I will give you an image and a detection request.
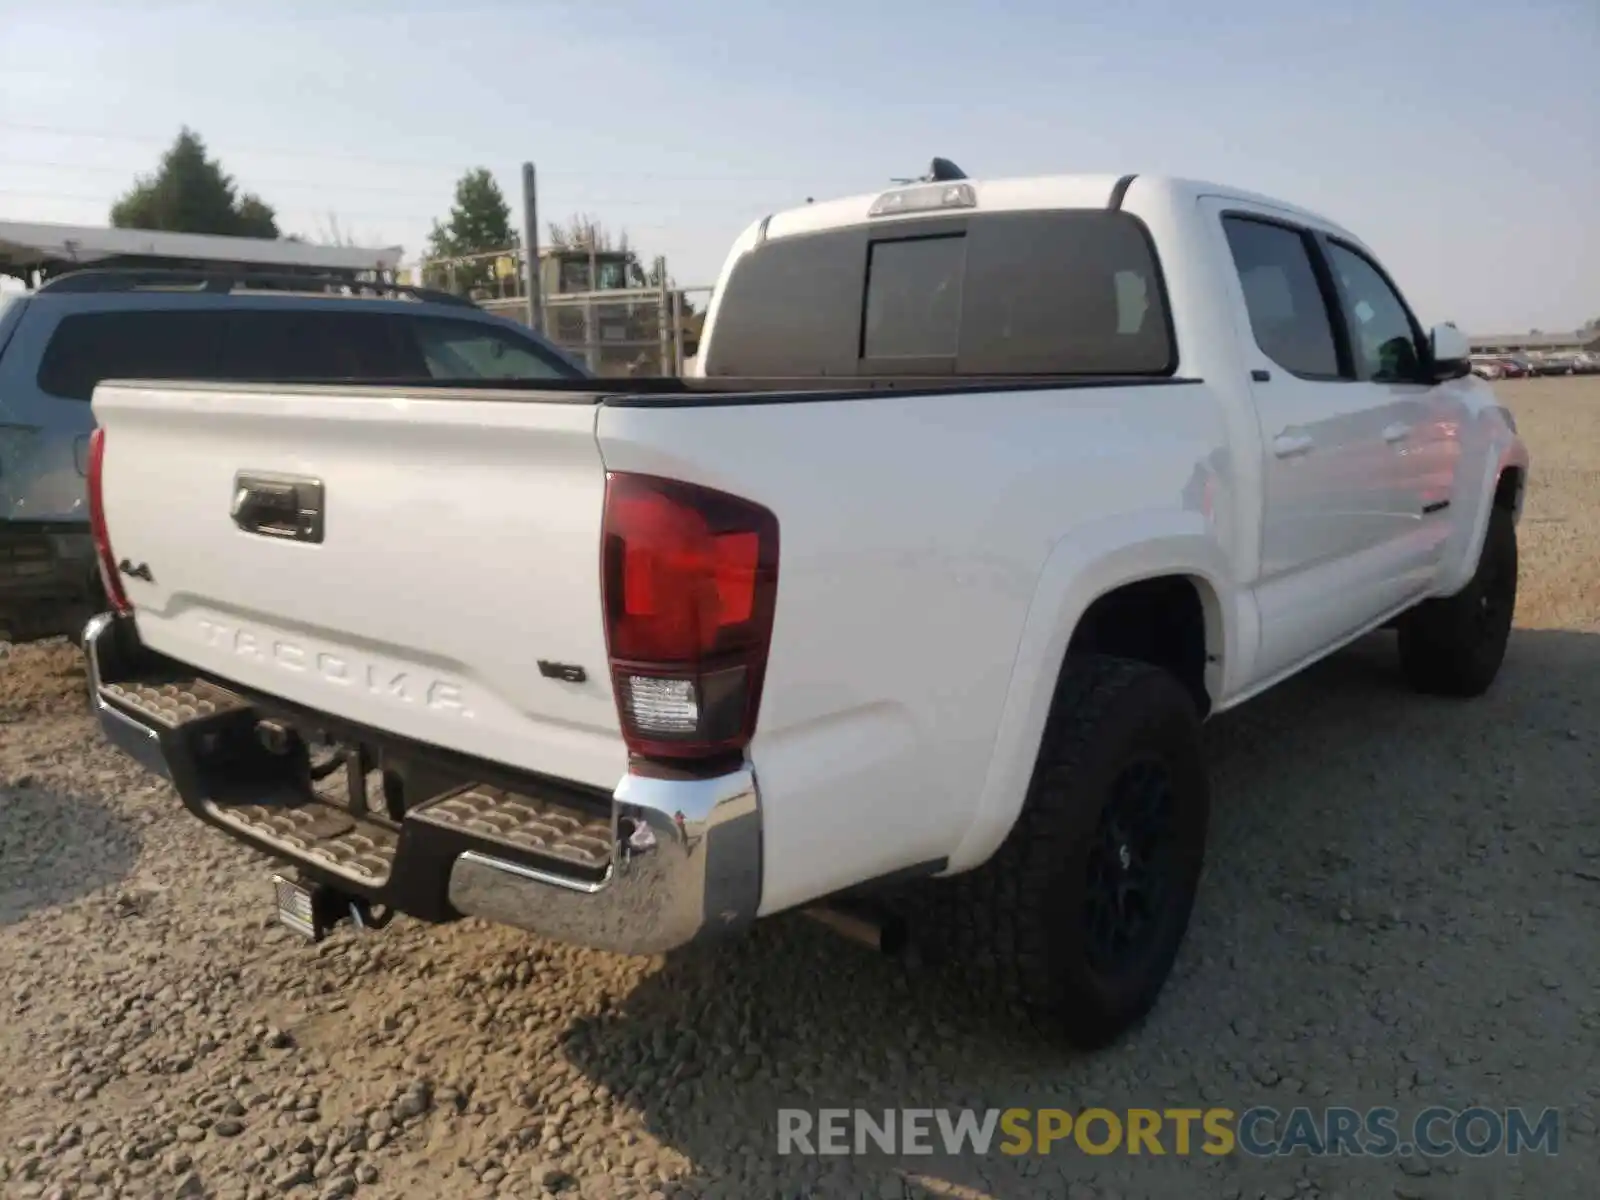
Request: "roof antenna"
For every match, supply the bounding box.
[890,157,970,186]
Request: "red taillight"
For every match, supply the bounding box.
[601,472,779,760]
[86,427,131,615]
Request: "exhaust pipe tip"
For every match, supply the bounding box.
[803,903,911,959]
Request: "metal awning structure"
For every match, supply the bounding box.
[0,219,403,279]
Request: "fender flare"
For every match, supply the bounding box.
[944,511,1238,873]
[1433,425,1529,599]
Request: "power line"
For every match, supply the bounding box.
[0,190,696,237]
[0,189,441,224]
[0,162,803,210]
[0,184,791,222]
[0,121,457,171]
[0,121,834,184]
[4,157,810,194]
[2,159,458,197]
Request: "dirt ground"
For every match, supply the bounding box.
[2,379,1596,1200]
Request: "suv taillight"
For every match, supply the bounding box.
[601,472,779,761]
[86,427,131,615]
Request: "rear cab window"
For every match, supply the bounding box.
[702,209,1175,378]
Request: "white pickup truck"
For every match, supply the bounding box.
[83,169,1528,1048]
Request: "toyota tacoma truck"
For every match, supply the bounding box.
[82,169,1528,1048]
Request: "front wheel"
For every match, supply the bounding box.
[925,656,1210,1049]
[1397,504,1517,697]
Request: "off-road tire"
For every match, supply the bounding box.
[1397,505,1517,697]
[924,655,1209,1050]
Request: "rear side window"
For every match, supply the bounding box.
[222,311,578,381]
[704,209,1174,377]
[37,310,228,400]
[1221,217,1340,379]
[35,307,579,400]
[406,315,576,380]
[218,309,424,380]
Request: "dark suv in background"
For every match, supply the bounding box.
[0,270,586,643]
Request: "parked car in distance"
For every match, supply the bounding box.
[1470,355,1505,380]
[0,270,588,643]
[83,170,1527,1049]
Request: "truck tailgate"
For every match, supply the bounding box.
[91,382,626,790]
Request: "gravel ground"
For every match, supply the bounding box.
[3,378,1597,1200]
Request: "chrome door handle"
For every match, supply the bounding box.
[1382,422,1412,444]
[1273,432,1315,458]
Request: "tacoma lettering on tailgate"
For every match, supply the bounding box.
[196,618,475,718]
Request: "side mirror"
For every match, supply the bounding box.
[1429,323,1473,381]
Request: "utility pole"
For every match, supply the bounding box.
[520,162,542,333]
[585,234,599,373]
[656,256,672,375]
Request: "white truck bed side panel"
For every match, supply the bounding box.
[597,384,1233,913]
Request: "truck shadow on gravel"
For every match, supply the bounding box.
[0,785,143,927]
[559,627,1599,1197]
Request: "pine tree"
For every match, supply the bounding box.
[110,128,280,238]
[424,169,516,293]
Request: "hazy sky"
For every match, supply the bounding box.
[2,0,1595,332]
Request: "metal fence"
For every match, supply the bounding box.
[485,287,671,376]
[414,246,711,377]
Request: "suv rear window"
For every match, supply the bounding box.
[703,209,1175,377]
[36,307,579,401]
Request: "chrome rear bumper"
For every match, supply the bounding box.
[84,613,173,780]
[83,612,764,956]
[446,769,762,954]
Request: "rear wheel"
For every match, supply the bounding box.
[1397,505,1517,697]
[926,656,1210,1049]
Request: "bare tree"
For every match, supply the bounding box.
[316,213,361,248]
[541,212,695,314]
[546,213,630,255]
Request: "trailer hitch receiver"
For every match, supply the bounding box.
[272,873,394,942]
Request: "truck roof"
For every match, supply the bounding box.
[758,173,1356,244]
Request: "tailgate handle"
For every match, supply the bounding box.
[231,473,325,544]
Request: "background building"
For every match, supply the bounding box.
[1470,329,1599,355]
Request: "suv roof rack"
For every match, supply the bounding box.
[36,268,479,310]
